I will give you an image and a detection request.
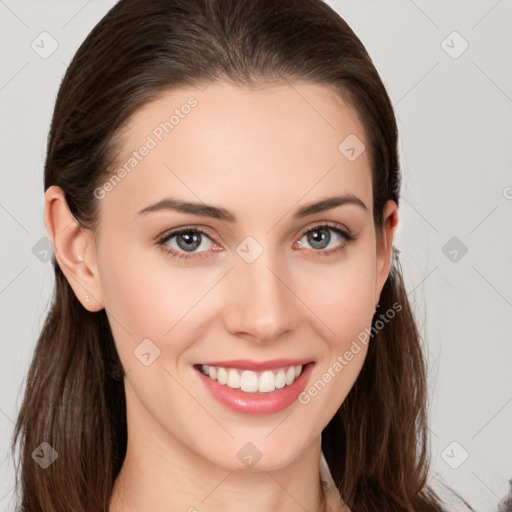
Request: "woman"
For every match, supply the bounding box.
[11,1,474,511]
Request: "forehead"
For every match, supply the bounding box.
[98,81,372,225]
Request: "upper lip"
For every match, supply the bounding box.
[196,358,314,371]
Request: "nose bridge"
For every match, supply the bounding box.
[224,240,296,342]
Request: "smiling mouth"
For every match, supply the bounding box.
[194,362,314,394]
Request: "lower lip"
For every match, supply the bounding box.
[195,363,315,416]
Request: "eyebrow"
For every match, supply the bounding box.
[136,194,368,222]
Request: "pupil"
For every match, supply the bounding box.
[178,231,201,251]
[308,228,330,249]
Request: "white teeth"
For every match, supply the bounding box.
[258,371,275,393]
[227,369,240,388]
[285,367,295,385]
[199,363,305,393]
[217,367,228,385]
[275,369,286,389]
[240,370,258,392]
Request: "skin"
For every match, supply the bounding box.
[44,81,398,512]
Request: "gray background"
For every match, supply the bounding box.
[1,1,511,511]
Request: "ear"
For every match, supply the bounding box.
[374,199,399,306]
[43,185,104,312]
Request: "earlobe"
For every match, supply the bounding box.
[43,185,104,312]
[374,200,399,304]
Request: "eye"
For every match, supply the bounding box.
[156,227,217,261]
[295,222,356,257]
[156,222,356,262]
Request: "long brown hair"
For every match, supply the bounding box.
[11,1,473,511]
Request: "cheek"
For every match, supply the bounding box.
[97,246,201,417]
[297,263,375,427]
[97,242,224,370]
[99,254,162,335]
[293,246,376,411]
[96,243,178,364]
[99,240,185,332]
[314,273,373,378]
[294,248,377,345]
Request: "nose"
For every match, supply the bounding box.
[222,248,297,344]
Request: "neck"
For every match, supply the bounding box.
[110,441,326,512]
[109,383,326,512]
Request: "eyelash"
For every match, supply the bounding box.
[155,222,357,262]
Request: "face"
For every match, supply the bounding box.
[73,81,396,471]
